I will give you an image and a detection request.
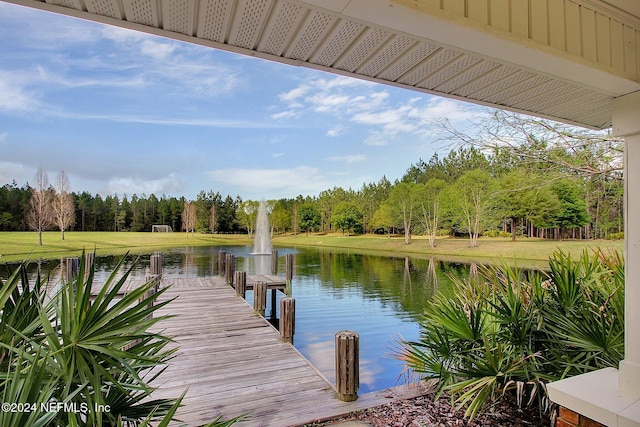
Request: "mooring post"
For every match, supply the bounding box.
[280,297,295,344]
[271,249,279,274]
[335,330,359,402]
[141,275,160,319]
[150,252,163,277]
[65,257,79,284]
[253,281,267,316]
[218,250,226,276]
[225,254,235,285]
[285,253,294,296]
[84,252,94,279]
[270,289,277,320]
[234,271,246,298]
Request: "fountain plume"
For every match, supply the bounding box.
[252,200,272,255]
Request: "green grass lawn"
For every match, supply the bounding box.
[274,233,624,266]
[0,231,251,263]
[0,231,623,265]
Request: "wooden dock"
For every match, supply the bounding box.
[245,274,286,291]
[147,276,426,427]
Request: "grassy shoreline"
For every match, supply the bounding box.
[0,231,623,265]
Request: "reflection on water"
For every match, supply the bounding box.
[1,245,474,392]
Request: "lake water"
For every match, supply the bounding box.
[2,245,473,393]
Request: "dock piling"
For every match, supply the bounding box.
[218,250,226,276]
[335,330,359,402]
[234,271,246,298]
[84,252,94,279]
[225,254,235,284]
[65,257,79,284]
[253,281,267,316]
[150,252,163,277]
[285,253,294,296]
[271,249,278,274]
[280,297,295,344]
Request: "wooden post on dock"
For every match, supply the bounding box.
[218,250,226,276]
[141,275,160,319]
[335,330,359,402]
[234,271,246,298]
[253,281,267,316]
[270,289,277,320]
[65,257,79,284]
[84,252,94,279]
[280,297,295,344]
[150,252,163,277]
[271,249,278,274]
[225,254,235,284]
[285,253,294,296]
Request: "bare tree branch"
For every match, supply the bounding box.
[52,170,75,240]
[27,167,53,246]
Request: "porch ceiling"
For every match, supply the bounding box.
[4,0,640,130]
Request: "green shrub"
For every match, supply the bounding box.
[397,249,624,419]
[483,230,512,238]
[605,232,624,240]
[436,229,452,236]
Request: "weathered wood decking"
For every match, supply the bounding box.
[146,276,426,427]
[245,274,287,291]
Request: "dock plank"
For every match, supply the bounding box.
[149,277,427,426]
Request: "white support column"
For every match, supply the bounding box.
[615,90,640,399]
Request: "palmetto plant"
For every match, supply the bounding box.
[397,249,624,419]
[543,250,624,377]
[0,252,242,427]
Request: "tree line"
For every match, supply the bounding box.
[0,112,623,244]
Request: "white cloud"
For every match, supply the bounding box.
[34,65,147,90]
[327,154,366,163]
[272,75,384,119]
[278,85,309,103]
[326,126,345,137]
[363,131,389,146]
[308,93,351,113]
[270,110,299,120]
[425,98,478,122]
[207,166,331,198]
[140,39,176,61]
[0,162,30,185]
[105,174,185,196]
[100,25,148,44]
[270,72,484,149]
[0,71,40,112]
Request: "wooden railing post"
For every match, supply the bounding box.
[335,330,359,402]
[285,253,294,296]
[253,281,267,316]
[84,252,94,279]
[218,250,226,276]
[65,257,79,284]
[141,275,160,319]
[234,271,246,298]
[270,288,277,319]
[271,249,279,274]
[280,297,295,344]
[225,254,235,284]
[150,252,163,277]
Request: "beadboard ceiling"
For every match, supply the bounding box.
[4,0,640,129]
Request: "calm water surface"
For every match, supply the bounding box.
[2,246,473,393]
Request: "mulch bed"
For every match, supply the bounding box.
[304,393,552,427]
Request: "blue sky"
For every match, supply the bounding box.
[0,2,488,201]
